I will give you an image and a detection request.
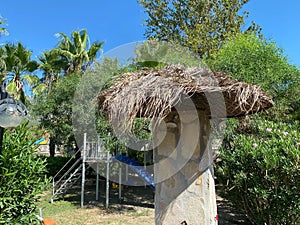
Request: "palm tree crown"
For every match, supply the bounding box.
[2,42,39,102]
[52,29,104,74]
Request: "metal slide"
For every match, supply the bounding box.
[113,155,155,190]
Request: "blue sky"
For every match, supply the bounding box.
[0,0,299,67]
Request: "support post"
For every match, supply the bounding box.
[96,163,99,201]
[81,133,87,208]
[144,146,147,188]
[119,162,122,200]
[125,147,129,182]
[154,111,217,225]
[106,151,110,208]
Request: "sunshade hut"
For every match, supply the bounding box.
[97,65,273,225]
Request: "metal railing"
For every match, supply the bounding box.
[85,140,107,161]
[51,148,82,202]
[50,136,109,203]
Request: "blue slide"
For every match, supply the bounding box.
[113,155,155,190]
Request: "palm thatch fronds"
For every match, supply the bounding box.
[97,65,274,131]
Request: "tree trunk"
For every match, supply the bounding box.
[75,141,81,159]
[49,137,55,157]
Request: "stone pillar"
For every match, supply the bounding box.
[154,110,218,225]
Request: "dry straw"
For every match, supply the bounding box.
[98,65,274,131]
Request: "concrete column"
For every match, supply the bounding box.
[154,111,217,225]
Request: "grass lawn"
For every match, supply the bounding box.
[37,187,155,225]
[36,179,250,225]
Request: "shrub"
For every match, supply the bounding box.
[207,34,300,121]
[216,117,300,225]
[0,123,49,224]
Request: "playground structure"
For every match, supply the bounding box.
[35,138,48,145]
[50,133,154,208]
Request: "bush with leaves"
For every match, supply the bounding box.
[0,123,48,224]
[216,117,300,225]
[208,33,300,121]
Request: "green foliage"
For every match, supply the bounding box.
[133,41,205,69]
[30,30,104,154]
[52,29,104,74]
[96,112,127,154]
[0,47,6,81]
[211,34,300,224]
[0,17,8,37]
[0,123,49,224]
[43,156,74,178]
[140,0,260,58]
[216,117,300,224]
[32,72,81,151]
[1,42,39,102]
[208,34,300,121]
[72,58,124,150]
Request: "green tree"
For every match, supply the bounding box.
[32,72,81,157]
[133,40,205,69]
[32,30,104,156]
[32,59,120,157]
[208,34,300,121]
[0,46,6,81]
[52,29,104,74]
[208,34,300,224]
[0,18,7,79]
[139,0,260,58]
[36,50,64,94]
[2,42,39,102]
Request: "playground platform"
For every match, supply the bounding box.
[50,133,154,208]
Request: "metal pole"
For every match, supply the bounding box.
[144,146,147,188]
[106,151,110,208]
[81,133,87,208]
[125,147,128,182]
[97,135,100,159]
[119,162,122,200]
[96,163,99,201]
[51,178,55,203]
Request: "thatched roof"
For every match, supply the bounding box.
[97,65,273,130]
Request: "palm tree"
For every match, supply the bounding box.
[37,50,65,94]
[0,17,8,37]
[52,29,104,74]
[0,46,6,81]
[3,42,39,102]
[0,18,7,81]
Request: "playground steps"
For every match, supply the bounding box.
[51,156,85,203]
[50,140,109,203]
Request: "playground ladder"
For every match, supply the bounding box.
[50,148,85,203]
[50,138,106,203]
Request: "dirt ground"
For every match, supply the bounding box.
[52,178,251,225]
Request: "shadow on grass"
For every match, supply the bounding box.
[50,176,251,225]
[54,177,154,211]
